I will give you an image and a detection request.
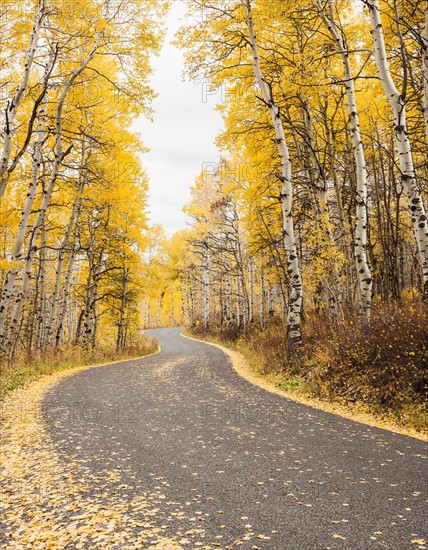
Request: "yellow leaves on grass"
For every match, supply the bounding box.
[0,370,186,549]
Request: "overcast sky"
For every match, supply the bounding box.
[132,1,223,235]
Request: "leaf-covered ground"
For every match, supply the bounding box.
[0,367,187,549]
[1,331,427,549]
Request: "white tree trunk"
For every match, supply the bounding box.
[46,188,82,345]
[235,270,241,328]
[54,198,82,347]
[35,214,47,349]
[82,262,96,349]
[144,299,149,329]
[300,99,344,318]
[244,0,303,345]
[170,284,176,326]
[202,239,210,329]
[0,0,45,198]
[318,0,372,319]
[179,277,186,321]
[0,94,48,338]
[365,0,428,301]
[259,264,265,329]
[268,284,275,317]
[46,147,87,345]
[423,2,428,147]
[3,48,98,352]
[185,272,191,322]
[226,273,232,325]
[116,268,128,351]
[249,258,254,323]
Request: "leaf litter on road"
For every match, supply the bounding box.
[0,369,189,549]
[0,366,273,549]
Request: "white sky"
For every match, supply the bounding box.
[132,1,224,235]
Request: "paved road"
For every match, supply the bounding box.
[43,328,427,549]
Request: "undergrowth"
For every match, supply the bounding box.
[190,301,428,433]
[0,336,158,400]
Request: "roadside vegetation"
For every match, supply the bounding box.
[1,1,427,434]
[0,335,158,400]
[190,301,428,434]
[141,1,428,435]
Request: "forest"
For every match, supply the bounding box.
[146,0,428,428]
[0,0,165,366]
[1,3,427,548]
[0,0,427,428]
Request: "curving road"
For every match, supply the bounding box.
[43,328,427,549]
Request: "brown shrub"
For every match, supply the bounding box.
[315,303,428,407]
[193,301,428,419]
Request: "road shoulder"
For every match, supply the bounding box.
[181,332,427,442]
[0,345,188,549]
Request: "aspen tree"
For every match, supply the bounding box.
[317,0,372,318]
[424,2,428,147]
[116,267,129,351]
[46,146,88,346]
[243,0,303,344]
[54,190,83,347]
[290,98,344,318]
[0,0,46,198]
[0,94,48,338]
[259,263,265,329]
[34,213,47,349]
[364,0,428,302]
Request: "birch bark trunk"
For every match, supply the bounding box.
[170,284,176,326]
[185,272,191,322]
[35,213,47,349]
[259,264,265,329]
[423,2,428,148]
[46,147,87,345]
[365,0,428,302]
[226,273,232,326]
[243,0,303,345]
[322,101,354,307]
[0,0,46,198]
[54,198,82,347]
[82,265,95,350]
[249,258,254,323]
[0,94,48,339]
[202,239,210,329]
[268,284,274,317]
[2,47,98,352]
[180,277,186,321]
[317,0,372,319]
[235,271,241,328]
[116,268,128,352]
[300,99,343,317]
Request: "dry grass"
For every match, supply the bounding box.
[0,353,191,549]
[0,337,158,400]
[183,332,427,441]
[189,300,428,435]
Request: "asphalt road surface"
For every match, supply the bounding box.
[43,328,427,549]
